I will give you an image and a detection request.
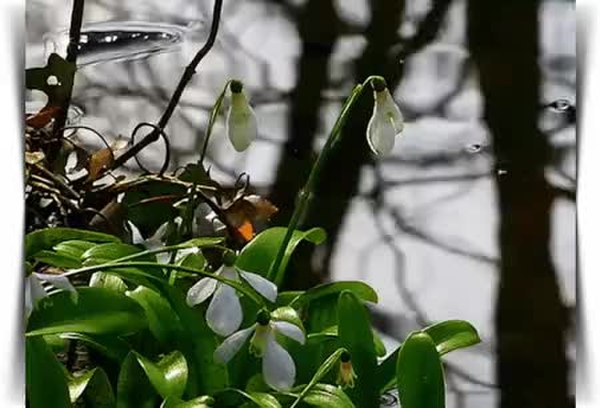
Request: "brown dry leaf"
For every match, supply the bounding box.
[25,105,62,129]
[223,194,278,242]
[87,147,114,182]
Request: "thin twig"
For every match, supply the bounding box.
[106,0,224,173]
[52,0,85,136]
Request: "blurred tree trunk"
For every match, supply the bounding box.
[467,1,571,407]
[269,0,341,225]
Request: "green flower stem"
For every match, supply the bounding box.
[200,80,233,165]
[115,242,228,264]
[63,261,265,307]
[268,75,385,285]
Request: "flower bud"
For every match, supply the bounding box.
[226,80,257,152]
[366,79,404,156]
[337,351,357,388]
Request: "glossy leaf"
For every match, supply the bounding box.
[33,250,82,268]
[26,227,118,259]
[376,320,480,392]
[90,272,129,293]
[236,227,326,277]
[68,367,115,407]
[161,395,215,407]
[82,242,148,264]
[302,384,355,408]
[271,306,304,331]
[27,287,147,337]
[290,281,378,308]
[127,286,183,344]
[423,320,481,356]
[337,291,379,408]
[54,240,96,259]
[396,332,445,408]
[215,389,281,408]
[26,336,72,408]
[59,332,130,361]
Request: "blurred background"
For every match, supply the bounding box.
[26,0,576,407]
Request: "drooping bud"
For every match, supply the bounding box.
[337,351,358,388]
[366,78,404,156]
[226,80,258,152]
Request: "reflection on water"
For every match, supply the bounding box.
[43,20,198,66]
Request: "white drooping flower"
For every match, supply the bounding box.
[226,81,257,152]
[25,272,77,319]
[366,81,404,156]
[186,264,277,336]
[214,308,305,391]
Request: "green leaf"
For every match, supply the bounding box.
[26,227,118,259]
[82,243,147,263]
[290,281,378,308]
[177,252,207,270]
[27,287,147,337]
[127,286,183,345]
[179,237,224,249]
[305,325,384,356]
[376,320,480,392]
[33,250,82,268]
[68,367,115,407]
[337,291,379,408]
[54,240,97,259]
[373,331,387,357]
[161,395,214,407]
[117,351,188,407]
[138,351,189,399]
[26,336,72,408]
[90,272,129,293]
[423,320,481,356]
[302,384,355,408]
[271,306,304,331]
[236,227,326,278]
[396,332,445,408]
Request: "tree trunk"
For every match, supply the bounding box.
[467,1,571,407]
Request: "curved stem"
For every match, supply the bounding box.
[268,76,384,285]
[200,80,233,164]
[64,261,266,307]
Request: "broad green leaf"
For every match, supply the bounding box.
[396,332,445,408]
[26,227,118,259]
[271,306,304,331]
[236,227,326,278]
[90,272,129,293]
[305,325,385,356]
[373,331,387,357]
[59,332,130,361]
[290,281,378,307]
[337,291,379,408]
[179,237,224,249]
[177,252,207,270]
[27,287,147,337]
[68,367,115,407]
[26,336,72,408]
[117,353,157,408]
[136,351,188,399]
[54,240,97,259]
[302,383,355,408]
[423,320,481,356]
[376,320,480,392]
[276,291,304,306]
[33,250,82,268]
[82,243,147,264]
[127,286,183,344]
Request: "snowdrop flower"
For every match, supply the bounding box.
[25,272,77,319]
[336,351,357,388]
[366,78,404,156]
[186,254,277,336]
[214,308,305,391]
[226,80,257,152]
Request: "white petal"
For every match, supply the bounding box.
[379,88,404,134]
[366,111,396,156]
[35,273,77,300]
[214,325,256,364]
[262,334,296,391]
[186,277,217,306]
[206,283,243,336]
[239,271,277,302]
[226,92,257,152]
[272,321,305,345]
